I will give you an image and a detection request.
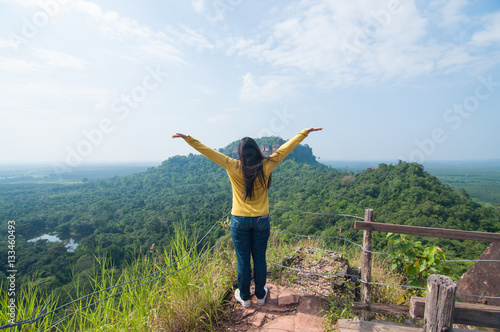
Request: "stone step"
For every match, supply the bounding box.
[228,282,327,331]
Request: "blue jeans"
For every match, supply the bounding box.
[231,214,270,301]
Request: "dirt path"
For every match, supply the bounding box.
[218,281,328,331]
[215,247,355,331]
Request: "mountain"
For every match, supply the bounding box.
[220,136,318,164]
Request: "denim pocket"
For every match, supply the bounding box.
[256,216,270,231]
[231,215,242,229]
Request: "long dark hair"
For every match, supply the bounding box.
[238,137,272,201]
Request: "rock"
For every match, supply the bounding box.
[456,241,500,306]
[248,312,268,327]
[219,248,358,331]
[278,288,300,306]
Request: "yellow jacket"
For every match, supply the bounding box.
[183,129,310,216]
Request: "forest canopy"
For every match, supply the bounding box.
[1,137,499,299]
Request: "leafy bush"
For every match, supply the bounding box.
[387,233,450,299]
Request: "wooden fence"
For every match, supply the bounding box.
[354,209,500,330]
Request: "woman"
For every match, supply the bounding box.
[172,127,322,307]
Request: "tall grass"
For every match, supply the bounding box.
[2,227,234,331]
[0,278,58,331]
[3,228,410,331]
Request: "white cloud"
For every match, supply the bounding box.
[435,46,475,72]
[0,57,48,73]
[190,0,243,23]
[74,1,154,40]
[0,48,86,74]
[132,40,185,64]
[227,0,499,88]
[191,0,205,14]
[439,0,469,28]
[196,85,216,95]
[239,72,295,102]
[229,1,429,87]
[166,26,215,52]
[471,12,500,46]
[32,47,88,70]
[72,1,185,63]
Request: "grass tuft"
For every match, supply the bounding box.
[2,227,234,331]
[4,228,414,331]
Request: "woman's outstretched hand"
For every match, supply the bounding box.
[306,127,323,133]
[172,133,190,139]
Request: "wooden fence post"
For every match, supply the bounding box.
[423,274,457,332]
[360,208,374,320]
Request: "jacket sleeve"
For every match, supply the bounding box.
[183,136,238,169]
[267,129,310,170]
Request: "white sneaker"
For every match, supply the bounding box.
[235,289,251,308]
[257,285,268,306]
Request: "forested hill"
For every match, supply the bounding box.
[220,136,317,164]
[0,137,499,297]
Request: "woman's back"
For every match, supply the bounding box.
[174,128,320,216]
[172,127,322,308]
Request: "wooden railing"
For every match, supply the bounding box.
[354,209,500,330]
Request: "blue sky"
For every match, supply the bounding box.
[1,0,499,169]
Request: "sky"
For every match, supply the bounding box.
[1,0,499,171]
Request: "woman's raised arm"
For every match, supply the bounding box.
[172,133,190,139]
[305,127,323,133]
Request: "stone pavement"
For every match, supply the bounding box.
[223,282,328,331]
